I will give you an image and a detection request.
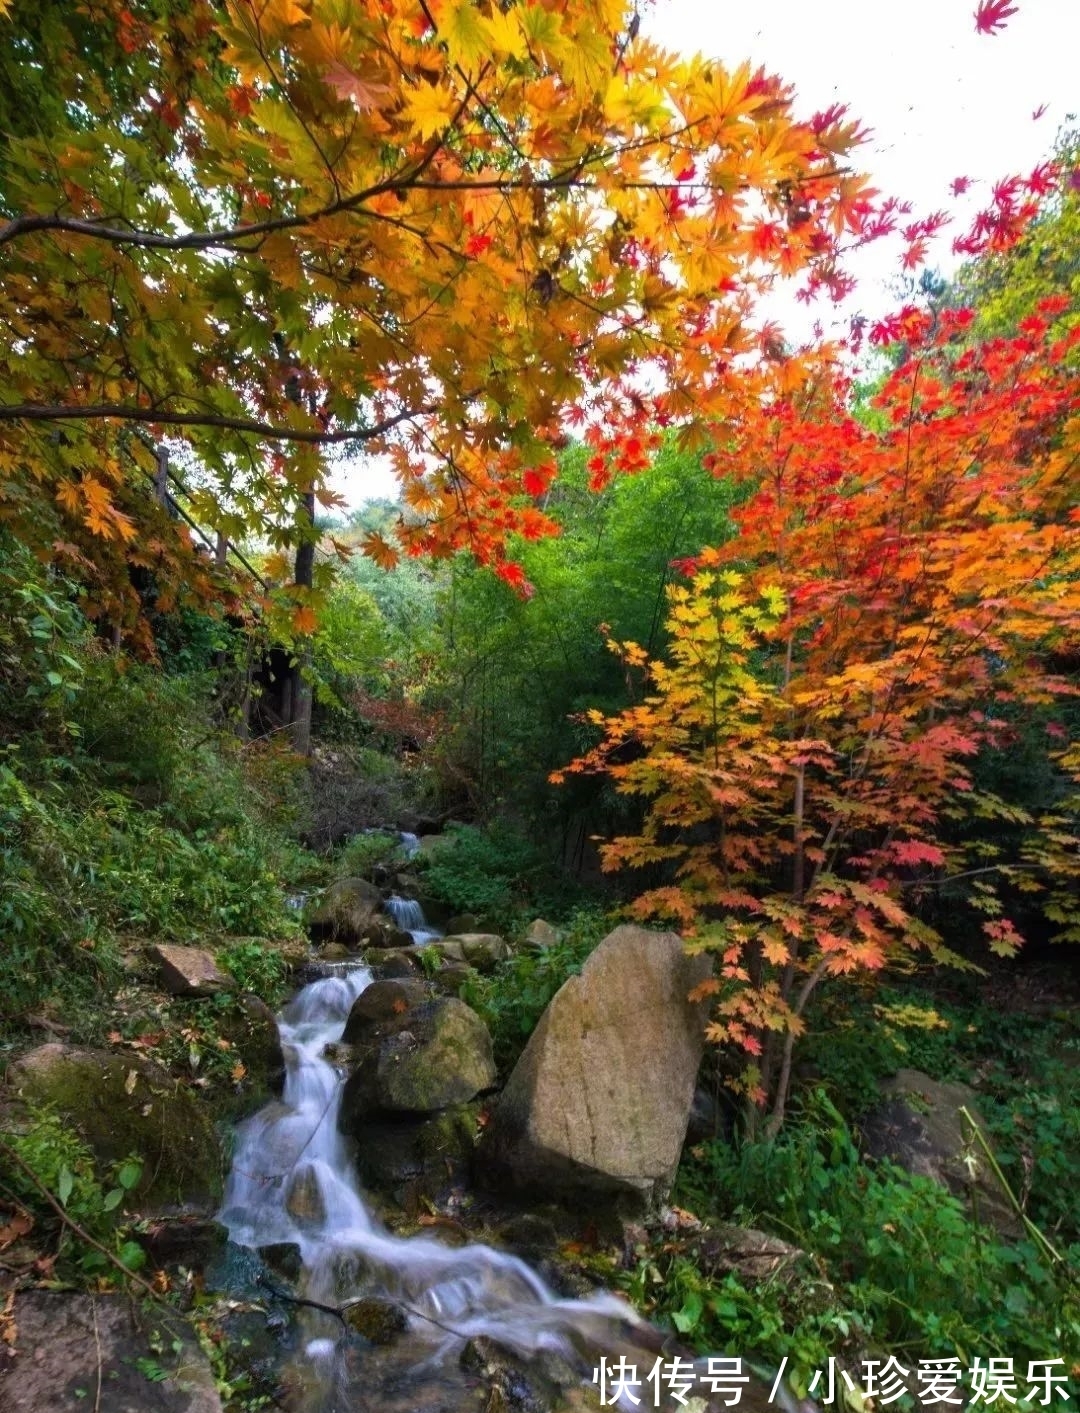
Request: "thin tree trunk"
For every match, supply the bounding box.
[291,488,316,756]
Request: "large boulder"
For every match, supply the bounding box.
[482,925,711,1205]
[860,1067,1021,1236]
[339,997,496,1127]
[523,918,559,950]
[147,943,233,998]
[309,877,383,945]
[0,1291,222,1412]
[5,1044,222,1210]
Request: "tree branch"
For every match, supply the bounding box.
[0,402,429,444]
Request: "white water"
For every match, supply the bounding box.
[385,893,442,945]
[218,963,648,1403]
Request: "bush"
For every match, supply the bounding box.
[1,1108,146,1280]
[217,940,289,1006]
[334,829,405,880]
[669,1091,1080,1383]
[413,822,549,919]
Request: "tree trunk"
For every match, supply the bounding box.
[290,488,316,756]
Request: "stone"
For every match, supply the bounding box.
[351,1104,479,1201]
[147,943,234,998]
[343,1297,408,1344]
[226,994,285,1109]
[453,933,511,971]
[482,925,711,1205]
[860,1067,1021,1236]
[309,877,383,944]
[7,1044,222,1210]
[342,978,433,1043]
[688,1222,809,1285]
[432,961,476,997]
[136,1216,228,1274]
[284,1164,326,1228]
[257,1240,304,1283]
[444,913,480,935]
[339,998,496,1125]
[363,947,421,977]
[523,919,559,950]
[0,1291,222,1412]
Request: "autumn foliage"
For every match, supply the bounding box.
[556,301,1080,1128]
[0,0,876,644]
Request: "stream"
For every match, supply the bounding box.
[217,914,660,1411]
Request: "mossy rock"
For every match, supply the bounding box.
[340,998,495,1124]
[6,1044,223,1211]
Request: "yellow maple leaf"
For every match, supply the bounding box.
[402,82,458,142]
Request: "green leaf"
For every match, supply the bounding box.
[57,1164,74,1206]
[116,1160,142,1191]
[102,1187,124,1211]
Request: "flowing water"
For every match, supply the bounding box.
[385,893,442,945]
[218,961,656,1411]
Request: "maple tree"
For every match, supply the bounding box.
[0,0,876,667]
[555,298,1080,1132]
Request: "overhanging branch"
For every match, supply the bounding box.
[0,402,428,444]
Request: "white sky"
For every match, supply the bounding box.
[338,0,1079,506]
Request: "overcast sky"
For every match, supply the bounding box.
[649,0,1079,328]
[339,0,1078,506]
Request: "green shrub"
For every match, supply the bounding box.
[217,940,289,1005]
[413,822,549,919]
[335,829,404,880]
[671,1091,1080,1382]
[2,1108,146,1280]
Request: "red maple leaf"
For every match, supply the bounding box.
[973,0,1018,34]
[950,176,972,197]
[1032,102,1048,120]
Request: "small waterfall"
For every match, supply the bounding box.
[385,893,442,945]
[398,831,421,859]
[217,965,659,1412]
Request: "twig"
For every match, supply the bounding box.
[957,1107,1066,1267]
[0,1138,168,1306]
[257,1275,477,1343]
[91,1297,103,1413]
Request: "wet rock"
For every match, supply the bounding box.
[495,1213,561,1263]
[343,1296,408,1345]
[137,1215,228,1274]
[0,1291,222,1412]
[342,978,433,1043]
[340,998,496,1122]
[257,1240,303,1282]
[352,1104,479,1200]
[284,1164,326,1228]
[366,917,416,949]
[482,925,711,1206]
[147,943,234,998]
[309,877,383,945]
[460,1334,580,1413]
[860,1067,1021,1236]
[320,941,353,961]
[6,1043,222,1210]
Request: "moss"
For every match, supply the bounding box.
[9,1045,223,1210]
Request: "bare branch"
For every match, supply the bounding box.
[0,402,429,444]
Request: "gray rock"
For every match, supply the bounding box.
[363,947,421,977]
[860,1067,1021,1236]
[482,925,711,1205]
[339,998,496,1125]
[0,1291,222,1412]
[309,877,383,944]
[523,919,559,950]
[7,1043,222,1210]
[147,943,234,998]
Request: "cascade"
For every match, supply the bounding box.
[385,893,442,944]
[218,964,665,1411]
